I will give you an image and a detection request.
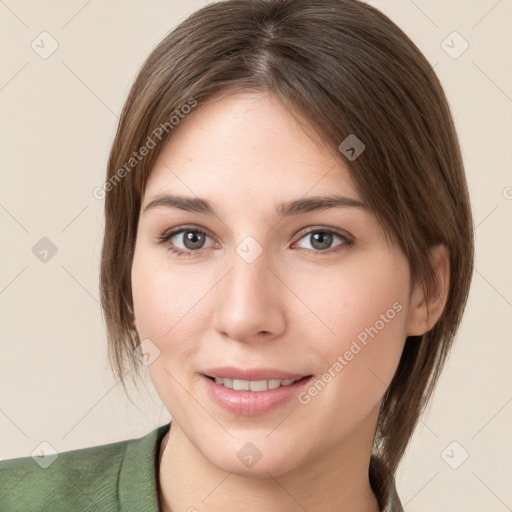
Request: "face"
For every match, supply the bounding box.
[131,90,420,476]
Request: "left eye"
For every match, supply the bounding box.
[293,229,352,254]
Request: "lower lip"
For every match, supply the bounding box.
[202,375,312,416]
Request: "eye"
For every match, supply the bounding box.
[156,226,354,257]
[156,226,217,257]
[293,228,354,255]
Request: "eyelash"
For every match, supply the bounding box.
[155,225,355,258]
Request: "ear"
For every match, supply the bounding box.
[406,244,450,336]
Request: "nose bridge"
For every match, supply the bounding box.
[212,244,286,341]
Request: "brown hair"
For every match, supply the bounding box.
[99,0,474,499]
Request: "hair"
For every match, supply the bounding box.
[99,0,474,504]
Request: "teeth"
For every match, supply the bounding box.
[213,376,302,391]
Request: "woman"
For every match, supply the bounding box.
[0,1,474,511]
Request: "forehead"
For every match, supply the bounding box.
[143,91,360,209]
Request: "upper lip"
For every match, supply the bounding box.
[202,366,311,381]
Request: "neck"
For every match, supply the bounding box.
[158,409,381,512]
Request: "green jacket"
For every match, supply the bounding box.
[0,423,169,512]
[0,421,403,511]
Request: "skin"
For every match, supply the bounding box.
[131,90,449,512]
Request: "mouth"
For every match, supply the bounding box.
[200,367,313,416]
[204,375,311,392]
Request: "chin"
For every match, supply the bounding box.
[204,436,303,478]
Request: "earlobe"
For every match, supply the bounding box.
[406,244,450,336]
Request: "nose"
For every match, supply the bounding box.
[212,248,287,343]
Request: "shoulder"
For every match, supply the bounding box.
[0,436,129,511]
[0,422,171,512]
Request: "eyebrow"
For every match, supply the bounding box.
[142,193,366,217]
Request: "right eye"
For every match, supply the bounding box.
[156,226,217,257]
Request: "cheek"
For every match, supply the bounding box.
[293,254,410,425]
[303,247,410,350]
[131,250,211,361]
[131,255,213,417]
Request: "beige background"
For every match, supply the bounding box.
[1,0,511,510]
